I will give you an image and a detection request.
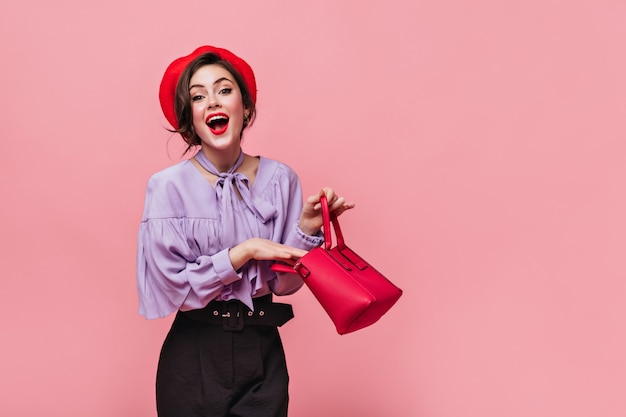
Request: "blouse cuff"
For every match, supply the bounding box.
[295,224,324,247]
[212,248,241,285]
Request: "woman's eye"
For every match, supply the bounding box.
[219,88,232,95]
[191,95,204,102]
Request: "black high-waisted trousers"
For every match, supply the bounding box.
[156,310,290,417]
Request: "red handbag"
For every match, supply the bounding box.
[272,195,402,334]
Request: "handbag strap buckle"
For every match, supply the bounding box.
[294,262,310,278]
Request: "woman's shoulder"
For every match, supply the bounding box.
[249,156,301,202]
[148,159,194,185]
[258,155,298,180]
[142,160,200,217]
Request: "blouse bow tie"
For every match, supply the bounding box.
[194,150,277,310]
[195,151,276,224]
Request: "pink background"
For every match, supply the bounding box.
[1,0,625,416]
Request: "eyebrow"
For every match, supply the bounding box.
[189,77,234,91]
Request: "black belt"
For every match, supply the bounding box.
[180,294,294,331]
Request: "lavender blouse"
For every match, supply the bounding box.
[136,156,323,319]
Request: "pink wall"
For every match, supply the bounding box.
[1,0,625,416]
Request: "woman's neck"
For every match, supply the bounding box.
[199,146,243,173]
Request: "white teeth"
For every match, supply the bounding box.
[208,115,228,123]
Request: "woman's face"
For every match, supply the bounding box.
[189,64,249,152]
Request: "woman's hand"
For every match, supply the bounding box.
[298,187,356,236]
[228,238,308,271]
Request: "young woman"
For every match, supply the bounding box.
[137,45,354,417]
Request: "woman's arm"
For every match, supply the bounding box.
[137,218,242,319]
[228,238,307,270]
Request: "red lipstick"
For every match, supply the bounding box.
[205,112,229,136]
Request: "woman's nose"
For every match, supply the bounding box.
[207,95,220,109]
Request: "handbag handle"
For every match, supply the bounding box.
[270,194,346,275]
[320,194,346,250]
[320,194,369,270]
[271,194,368,274]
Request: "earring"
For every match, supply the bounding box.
[243,113,250,123]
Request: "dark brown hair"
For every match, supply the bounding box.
[173,53,256,153]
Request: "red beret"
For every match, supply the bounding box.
[158,45,257,129]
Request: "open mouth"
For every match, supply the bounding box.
[206,113,229,135]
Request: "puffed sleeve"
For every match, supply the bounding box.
[136,174,241,319]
